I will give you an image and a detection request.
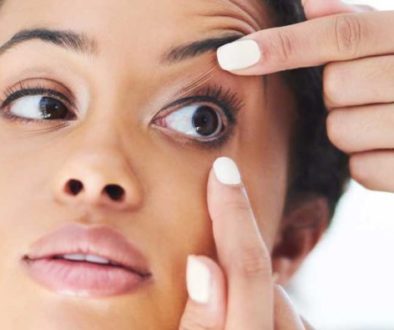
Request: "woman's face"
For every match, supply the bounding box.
[0,0,295,328]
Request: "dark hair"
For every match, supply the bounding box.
[264,0,350,218]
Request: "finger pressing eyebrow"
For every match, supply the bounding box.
[218,11,394,75]
[160,33,244,65]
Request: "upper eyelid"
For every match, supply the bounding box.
[0,80,244,125]
[0,81,239,149]
[1,79,76,108]
[2,88,73,107]
[159,95,234,121]
[161,85,244,121]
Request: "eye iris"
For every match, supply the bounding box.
[192,105,220,137]
[39,97,68,119]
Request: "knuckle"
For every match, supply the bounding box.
[334,15,364,56]
[235,244,271,278]
[225,198,251,214]
[211,198,250,221]
[272,29,295,63]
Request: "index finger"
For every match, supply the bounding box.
[208,157,274,329]
[217,10,393,75]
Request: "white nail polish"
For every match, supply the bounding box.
[186,256,211,304]
[213,157,241,185]
[217,39,261,71]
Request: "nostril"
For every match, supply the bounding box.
[66,179,84,195]
[103,184,125,202]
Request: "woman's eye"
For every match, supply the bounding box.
[157,103,225,140]
[4,94,75,121]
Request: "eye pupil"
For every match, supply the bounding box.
[192,105,220,136]
[39,97,68,119]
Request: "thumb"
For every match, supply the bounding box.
[303,0,375,19]
[178,255,226,330]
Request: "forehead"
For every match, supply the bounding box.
[0,0,268,42]
[0,0,269,89]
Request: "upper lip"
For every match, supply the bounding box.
[22,223,151,277]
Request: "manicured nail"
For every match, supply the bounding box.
[186,256,211,304]
[217,39,261,71]
[213,157,241,185]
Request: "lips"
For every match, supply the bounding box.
[21,223,152,297]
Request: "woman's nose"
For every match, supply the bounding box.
[52,152,144,212]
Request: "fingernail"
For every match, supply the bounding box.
[213,157,241,185]
[186,255,211,304]
[217,38,261,71]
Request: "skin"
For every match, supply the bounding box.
[0,0,334,329]
[184,0,394,327]
[220,0,394,193]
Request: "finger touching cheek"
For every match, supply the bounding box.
[208,157,274,329]
[350,151,394,192]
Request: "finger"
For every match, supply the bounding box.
[303,0,356,19]
[216,11,392,75]
[327,104,394,153]
[274,285,305,330]
[179,255,226,330]
[208,157,274,329]
[349,151,394,192]
[303,0,374,20]
[323,56,394,108]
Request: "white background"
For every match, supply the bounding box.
[287,1,394,330]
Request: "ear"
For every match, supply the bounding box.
[271,196,330,285]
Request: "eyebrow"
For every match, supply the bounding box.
[0,28,243,65]
[160,33,244,65]
[0,28,97,56]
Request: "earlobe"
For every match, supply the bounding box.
[271,197,330,285]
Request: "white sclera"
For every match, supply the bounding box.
[9,95,45,119]
[165,104,222,137]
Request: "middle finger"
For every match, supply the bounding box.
[324,55,394,108]
[327,103,394,153]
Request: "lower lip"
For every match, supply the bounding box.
[22,258,151,298]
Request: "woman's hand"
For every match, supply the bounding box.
[178,157,311,330]
[217,0,394,193]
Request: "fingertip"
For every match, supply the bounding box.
[208,156,246,222]
[212,156,242,186]
[216,38,262,74]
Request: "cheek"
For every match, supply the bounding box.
[236,75,294,250]
[0,135,217,327]
[143,149,217,271]
[127,152,217,327]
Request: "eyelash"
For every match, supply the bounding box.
[0,82,244,150]
[155,84,244,149]
[0,81,76,124]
